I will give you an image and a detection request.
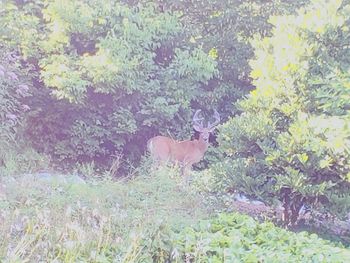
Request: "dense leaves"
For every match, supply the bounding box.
[161,213,350,262]
[0,0,311,168]
[1,0,222,166]
[218,0,350,224]
[0,49,31,151]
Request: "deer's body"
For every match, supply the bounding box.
[147,110,220,176]
[147,135,208,168]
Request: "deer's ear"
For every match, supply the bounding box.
[193,124,203,132]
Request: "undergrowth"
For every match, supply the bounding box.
[0,167,349,262]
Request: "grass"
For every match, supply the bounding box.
[1,164,349,262]
[0,167,208,262]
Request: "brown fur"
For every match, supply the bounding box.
[148,110,220,176]
[147,134,208,175]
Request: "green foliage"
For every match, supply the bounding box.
[1,171,349,262]
[160,0,310,111]
[218,0,350,224]
[0,147,49,177]
[0,48,49,175]
[164,213,350,262]
[0,0,311,168]
[1,0,222,167]
[0,168,207,262]
[0,50,30,147]
[0,1,43,60]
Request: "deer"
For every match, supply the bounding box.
[147,109,220,176]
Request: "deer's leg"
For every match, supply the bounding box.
[180,164,193,186]
[180,164,185,176]
[180,162,190,176]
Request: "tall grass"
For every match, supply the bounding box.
[0,144,50,177]
[1,163,349,262]
[0,167,208,262]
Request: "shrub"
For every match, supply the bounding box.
[0,49,48,175]
[0,50,30,148]
[163,213,350,262]
[1,0,221,167]
[218,0,350,224]
[0,0,310,169]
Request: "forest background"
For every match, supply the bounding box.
[1,0,350,261]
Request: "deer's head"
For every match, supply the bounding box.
[192,109,220,143]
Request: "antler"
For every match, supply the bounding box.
[207,110,220,129]
[193,109,204,129]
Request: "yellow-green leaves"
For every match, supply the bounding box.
[171,48,219,82]
[297,153,309,165]
[208,47,218,60]
[218,0,350,224]
[40,55,90,102]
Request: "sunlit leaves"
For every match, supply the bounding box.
[208,47,218,59]
[218,0,350,223]
[170,48,218,83]
[166,212,350,262]
[40,55,90,102]
[43,0,99,34]
[0,1,42,59]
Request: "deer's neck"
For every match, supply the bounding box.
[196,136,209,152]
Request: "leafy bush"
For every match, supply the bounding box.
[0,50,30,148]
[0,49,49,175]
[0,0,311,169]
[1,0,221,167]
[218,0,350,224]
[164,213,350,262]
